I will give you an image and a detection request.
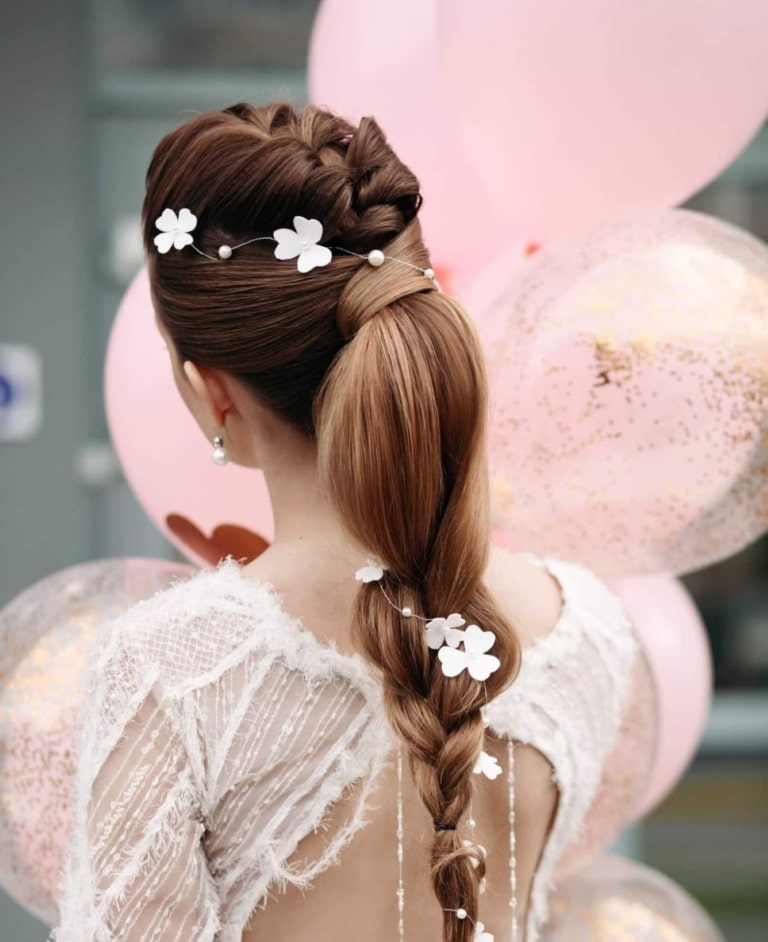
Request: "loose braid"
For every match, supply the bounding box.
[143,102,522,941]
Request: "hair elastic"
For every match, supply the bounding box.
[434,821,457,832]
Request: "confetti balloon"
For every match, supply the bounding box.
[0,557,196,925]
[544,854,724,941]
[476,209,768,576]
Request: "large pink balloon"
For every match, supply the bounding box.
[0,558,196,925]
[308,0,514,279]
[105,268,274,567]
[440,0,768,242]
[609,575,713,820]
[473,209,768,577]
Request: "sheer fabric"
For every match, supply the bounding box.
[52,557,636,942]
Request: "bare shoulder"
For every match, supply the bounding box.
[484,545,565,649]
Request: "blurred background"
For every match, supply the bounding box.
[1,1,766,939]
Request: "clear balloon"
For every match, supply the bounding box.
[0,558,196,925]
[610,575,713,820]
[105,268,274,567]
[440,0,768,243]
[308,0,515,280]
[474,209,768,576]
[545,854,724,941]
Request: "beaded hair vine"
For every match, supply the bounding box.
[153,209,439,284]
[355,558,517,942]
[355,557,502,686]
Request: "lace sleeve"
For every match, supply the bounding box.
[52,621,221,942]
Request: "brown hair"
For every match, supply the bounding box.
[142,102,521,940]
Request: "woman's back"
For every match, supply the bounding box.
[238,544,564,942]
[54,547,636,942]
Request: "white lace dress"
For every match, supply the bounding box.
[52,557,637,942]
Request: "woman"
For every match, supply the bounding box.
[53,103,637,942]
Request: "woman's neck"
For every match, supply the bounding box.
[252,447,361,572]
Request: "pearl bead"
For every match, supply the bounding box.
[212,435,229,466]
[218,245,233,259]
[456,909,467,920]
[423,267,435,279]
[467,818,476,828]
[367,249,385,267]
[401,607,413,618]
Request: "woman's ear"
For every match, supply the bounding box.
[182,361,234,429]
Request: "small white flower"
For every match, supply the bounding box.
[473,750,502,780]
[355,557,386,583]
[425,613,466,650]
[273,216,333,273]
[437,624,501,682]
[462,839,487,868]
[154,208,197,253]
[475,922,494,942]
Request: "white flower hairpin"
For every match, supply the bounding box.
[425,614,466,650]
[355,558,386,583]
[438,625,501,682]
[473,750,502,780]
[153,208,438,283]
[154,208,197,253]
[274,216,333,273]
[452,910,495,942]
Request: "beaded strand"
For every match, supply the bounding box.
[508,740,519,941]
[396,747,405,942]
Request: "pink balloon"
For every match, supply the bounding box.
[105,268,274,567]
[472,209,768,577]
[608,575,713,820]
[440,0,768,242]
[308,0,515,279]
[451,238,540,311]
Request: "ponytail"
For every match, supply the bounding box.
[315,224,521,940]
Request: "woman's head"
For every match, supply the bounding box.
[143,102,520,941]
[143,102,426,437]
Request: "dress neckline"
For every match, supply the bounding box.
[213,554,579,678]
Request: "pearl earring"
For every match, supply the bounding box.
[211,434,229,466]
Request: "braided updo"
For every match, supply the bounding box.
[142,102,521,942]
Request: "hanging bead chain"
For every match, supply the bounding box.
[396,747,405,942]
[508,740,519,942]
[396,746,517,941]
